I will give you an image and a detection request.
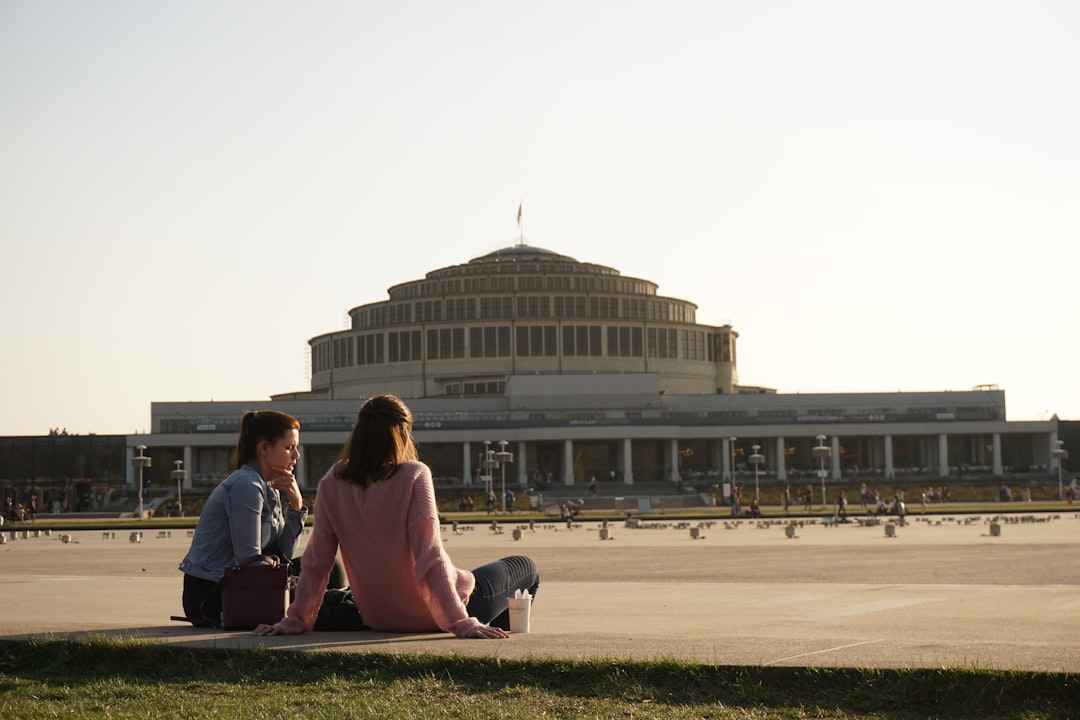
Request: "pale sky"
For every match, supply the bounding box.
[2,1,1077,436]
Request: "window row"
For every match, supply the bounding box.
[313,326,726,369]
[388,273,654,300]
[352,295,696,328]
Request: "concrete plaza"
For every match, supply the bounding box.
[2,512,1078,672]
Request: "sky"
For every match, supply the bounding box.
[1,1,1078,436]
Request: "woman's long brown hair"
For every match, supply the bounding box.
[335,394,419,489]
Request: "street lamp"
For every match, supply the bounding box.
[812,434,831,509]
[1052,440,1068,501]
[171,459,187,518]
[749,444,764,503]
[495,441,514,512]
[132,445,151,520]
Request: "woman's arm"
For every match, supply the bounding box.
[226,475,266,563]
[405,465,502,638]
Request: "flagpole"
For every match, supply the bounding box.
[516,201,524,245]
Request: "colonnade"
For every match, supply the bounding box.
[132,428,1062,490]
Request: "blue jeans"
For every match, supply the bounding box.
[465,555,540,630]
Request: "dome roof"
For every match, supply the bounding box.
[468,244,578,264]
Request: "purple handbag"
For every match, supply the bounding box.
[219,556,289,631]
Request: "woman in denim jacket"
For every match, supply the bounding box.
[179,410,308,626]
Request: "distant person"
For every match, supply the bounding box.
[781,485,791,514]
[835,489,848,522]
[804,484,813,512]
[587,475,598,496]
[254,394,539,639]
[178,410,344,627]
[505,488,516,513]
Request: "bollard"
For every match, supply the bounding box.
[990,522,1001,537]
[785,524,797,539]
[60,534,72,544]
[33,529,42,538]
[885,523,896,538]
[44,529,52,536]
[690,527,701,539]
[130,531,141,543]
[512,528,522,541]
[599,527,610,540]
[0,534,6,544]
[21,530,29,539]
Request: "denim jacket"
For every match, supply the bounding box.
[179,462,308,582]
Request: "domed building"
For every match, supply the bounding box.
[303,244,741,401]
[140,244,1061,503]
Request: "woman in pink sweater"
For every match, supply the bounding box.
[254,394,539,639]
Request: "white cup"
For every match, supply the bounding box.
[507,596,532,633]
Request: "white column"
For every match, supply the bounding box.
[183,446,194,489]
[563,439,575,485]
[622,438,634,484]
[938,433,949,478]
[669,439,680,483]
[517,441,528,487]
[462,442,472,486]
[722,437,733,483]
[125,445,135,489]
[884,435,894,479]
[992,433,1003,476]
[775,437,786,481]
[295,444,306,488]
[830,435,841,480]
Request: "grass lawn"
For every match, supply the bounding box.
[0,637,1075,719]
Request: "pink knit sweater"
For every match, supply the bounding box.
[273,460,483,637]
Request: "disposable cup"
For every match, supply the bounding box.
[507,596,532,633]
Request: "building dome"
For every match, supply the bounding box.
[305,244,737,400]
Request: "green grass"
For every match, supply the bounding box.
[0,637,1075,719]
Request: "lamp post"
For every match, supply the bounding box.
[132,445,151,520]
[749,444,764,503]
[1052,440,1068,501]
[171,459,187,518]
[495,441,514,512]
[812,434,831,509]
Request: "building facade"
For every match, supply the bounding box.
[128,244,1063,496]
[297,244,740,401]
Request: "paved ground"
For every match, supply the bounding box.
[2,512,1079,672]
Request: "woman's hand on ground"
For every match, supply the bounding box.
[252,623,282,636]
[467,624,510,639]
